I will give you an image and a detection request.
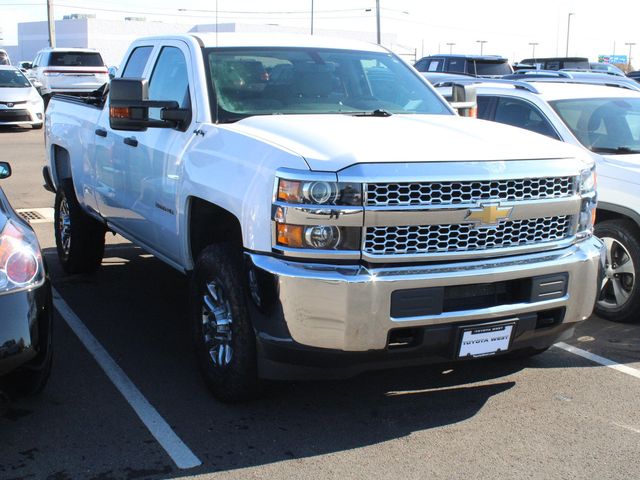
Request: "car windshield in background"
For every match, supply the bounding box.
[474,61,511,76]
[0,69,31,88]
[205,48,450,122]
[49,51,104,67]
[551,97,640,154]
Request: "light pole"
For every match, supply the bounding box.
[375,0,381,45]
[625,42,636,71]
[565,12,574,57]
[446,42,455,54]
[476,40,487,55]
[47,0,56,47]
[310,0,314,35]
[529,42,539,59]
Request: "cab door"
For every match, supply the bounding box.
[115,41,195,262]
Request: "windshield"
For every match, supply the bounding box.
[551,97,640,153]
[205,47,450,122]
[0,69,31,88]
[474,61,512,76]
[48,51,104,67]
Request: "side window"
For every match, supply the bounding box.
[494,97,559,139]
[427,60,441,72]
[147,46,191,123]
[414,59,427,71]
[446,59,466,73]
[121,46,153,78]
[476,96,495,120]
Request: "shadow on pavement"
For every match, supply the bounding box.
[2,242,636,478]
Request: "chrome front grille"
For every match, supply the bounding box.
[365,177,575,207]
[364,216,573,256]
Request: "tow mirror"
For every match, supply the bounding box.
[109,78,190,131]
[0,162,12,180]
[108,66,118,80]
[450,83,477,118]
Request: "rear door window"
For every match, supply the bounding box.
[475,62,512,76]
[48,51,104,67]
[446,59,466,73]
[493,96,559,139]
[122,46,153,78]
[428,60,442,72]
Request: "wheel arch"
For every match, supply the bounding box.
[187,197,243,270]
[50,144,72,187]
[596,202,640,230]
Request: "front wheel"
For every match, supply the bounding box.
[54,179,106,274]
[190,243,262,402]
[594,219,640,323]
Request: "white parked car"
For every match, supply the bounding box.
[26,48,108,104]
[452,79,640,323]
[0,66,44,129]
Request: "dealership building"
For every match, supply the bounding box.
[2,16,398,67]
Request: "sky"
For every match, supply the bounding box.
[1,0,640,63]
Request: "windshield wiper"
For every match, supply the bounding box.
[349,109,393,117]
[591,146,640,154]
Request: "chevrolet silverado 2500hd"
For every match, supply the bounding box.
[44,34,604,402]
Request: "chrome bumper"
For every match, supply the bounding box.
[249,236,605,351]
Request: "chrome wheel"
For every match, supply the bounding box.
[201,280,233,367]
[58,196,71,257]
[598,236,636,309]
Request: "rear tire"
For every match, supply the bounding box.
[54,178,106,274]
[32,123,43,130]
[594,219,640,323]
[190,243,262,402]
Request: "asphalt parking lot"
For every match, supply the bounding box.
[1,127,640,480]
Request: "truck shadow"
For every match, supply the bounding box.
[0,125,36,134]
[7,243,633,478]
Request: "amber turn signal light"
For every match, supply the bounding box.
[109,106,131,119]
[276,223,304,248]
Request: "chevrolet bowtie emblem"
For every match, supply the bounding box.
[465,204,513,227]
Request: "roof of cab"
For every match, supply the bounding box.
[133,33,388,53]
[473,80,640,101]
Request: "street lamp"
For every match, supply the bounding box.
[476,40,487,55]
[625,42,636,71]
[565,12,574,57]
[446,42,455,54]
[529,42,539,59]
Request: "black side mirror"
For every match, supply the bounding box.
[0,162,12,180]
[108,66,118,80]
[109,78,189,131]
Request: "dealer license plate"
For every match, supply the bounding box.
[458,322,515,358]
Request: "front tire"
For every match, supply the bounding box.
[594,219,640,323]
[190,243,262,402]
[54,179,106,274]
[32,122,43,130]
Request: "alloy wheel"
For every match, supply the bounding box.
[598,236,636,309]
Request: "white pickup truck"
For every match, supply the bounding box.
[44,34,604,402]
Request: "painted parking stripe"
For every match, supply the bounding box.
[52,288,202,470]
[555,342,640,380]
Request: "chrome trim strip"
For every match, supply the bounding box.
[338,158,586,184]
[364,196,581,227]
[273,245,361,260]
[361,235,578,263]
[272,202,364,227]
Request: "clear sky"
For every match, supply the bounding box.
[1,0,639,63]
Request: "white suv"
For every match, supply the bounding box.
[27,48,108,103]
[452,80,640,323]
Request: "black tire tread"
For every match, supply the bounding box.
[594,219,640,323]
[190,243,262,402]
[54,178,105,274]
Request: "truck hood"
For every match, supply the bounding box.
[231,114,583,171]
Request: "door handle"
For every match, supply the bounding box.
[95,128,107,137]
[124,137,138,147]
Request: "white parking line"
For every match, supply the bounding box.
[52,288,202,470]
[555,342,640,380]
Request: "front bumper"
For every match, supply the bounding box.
[247,237,604,378]
[0,280,52,377]
[0,103,44,126]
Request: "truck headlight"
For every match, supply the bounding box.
[276,224,360,250]
[577,167,597,237]
[277,179,362,206]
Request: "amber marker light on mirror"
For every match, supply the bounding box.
[110,106,131,119]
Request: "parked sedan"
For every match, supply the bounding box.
[0,66,44,129]
[0,161,52,405]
